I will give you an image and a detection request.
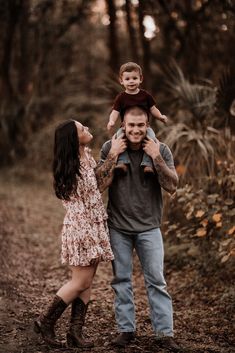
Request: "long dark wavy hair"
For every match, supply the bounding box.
[53,120,81,200]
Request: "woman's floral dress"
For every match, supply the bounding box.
[61,150,114,266]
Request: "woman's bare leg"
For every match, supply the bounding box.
[56,264,97,304]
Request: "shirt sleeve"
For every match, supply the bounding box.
[112,93,123,112]
[160,144,175,168]
[98,140,112,165]
[146,91,156,108]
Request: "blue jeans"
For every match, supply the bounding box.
[116,127,156,167]
[110,227,173,336]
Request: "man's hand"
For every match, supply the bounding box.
[142,137,160,160]
[109,133,127,157]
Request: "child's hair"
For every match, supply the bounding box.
[119,62,142,78]
[53,120,81,201]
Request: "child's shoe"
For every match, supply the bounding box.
[115,163,128,175]
[143,166,154,174]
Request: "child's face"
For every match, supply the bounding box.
[120,70,143,93]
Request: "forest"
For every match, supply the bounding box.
[0,1,234,352]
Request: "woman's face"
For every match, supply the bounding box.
[75,121,93,145]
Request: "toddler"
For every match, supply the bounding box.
[107,62,167,174]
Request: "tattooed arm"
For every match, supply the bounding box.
[95,135,127,193]
[152,155,178,194]
[143,137,178,194]
[95,152,117,193]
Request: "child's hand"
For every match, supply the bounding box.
[159,115,168,124]
[107,120,115,131]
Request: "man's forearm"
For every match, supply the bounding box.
[95,153,117,192]
[153,155,178,194]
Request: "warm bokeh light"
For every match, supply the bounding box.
[92,0,106,13]
[143,15,157,39]
[131,0,139,5]
[177,20,187,28]
[171,11,178,19]
[101,14,110,26]
[221,24,228,31]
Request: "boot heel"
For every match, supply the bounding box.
[67,333,93,349]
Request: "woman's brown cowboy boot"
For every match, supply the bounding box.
[34,295,68,347]
[66,297,94,348]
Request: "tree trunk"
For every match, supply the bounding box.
[125,0,139,63]
[156,0,185,60]
[138,0,151,88]
[18,0,31,99]
[0,0,26,165]
[0,0,20,99]
[105,0,120,74]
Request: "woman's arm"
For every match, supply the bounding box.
[95,152,118,193]
[95,135,127,192]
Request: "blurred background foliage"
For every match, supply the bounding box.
[0,0,234,266]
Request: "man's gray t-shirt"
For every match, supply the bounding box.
[100,141,175,234]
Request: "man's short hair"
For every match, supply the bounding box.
[119,62,142,78]
[123,106,149,121]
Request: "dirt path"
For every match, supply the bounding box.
[0,172,234,353]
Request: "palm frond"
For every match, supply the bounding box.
[216,66,235,117]
[159,123,227,182]
[162,60,216,124]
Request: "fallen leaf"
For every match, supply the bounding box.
[224,199,234,206]
[220,239,232,247]
[200,219,208,227]
[221,254,230,263]
[227,208,235,217]
[207,194,218,205]
[196,228,207,237]
[216,222,222,228]
[212,213,222,223]
[176,164,186,176]
[230,248,235,256]
[195,210,205,218]
[228,226,235,235]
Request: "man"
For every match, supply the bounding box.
[96,106,181,352]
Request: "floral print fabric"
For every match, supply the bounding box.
[61,149,114,266]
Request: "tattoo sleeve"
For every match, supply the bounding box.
[95,153,117,193]
[153,155,178,194]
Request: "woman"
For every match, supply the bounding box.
[34,120,125,348]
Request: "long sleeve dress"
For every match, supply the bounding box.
[60,150,114,266]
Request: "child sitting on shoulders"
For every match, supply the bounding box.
[107,62,167,174]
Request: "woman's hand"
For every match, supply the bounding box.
[95,133,127,193]
[109,133,127,158]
